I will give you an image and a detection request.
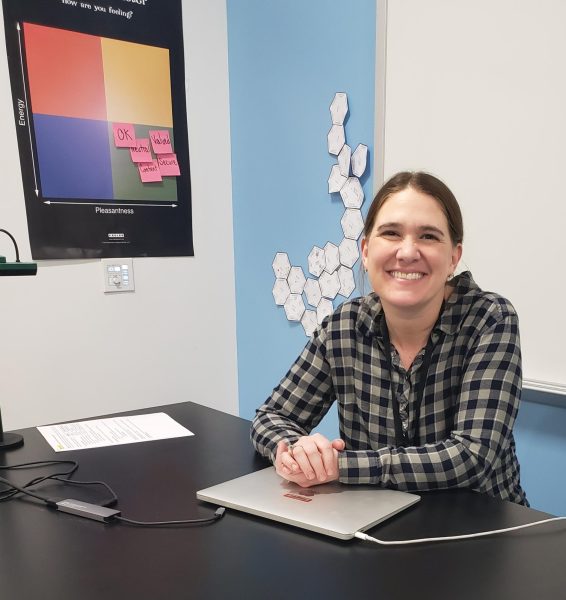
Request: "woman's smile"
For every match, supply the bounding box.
[387,270,425,281]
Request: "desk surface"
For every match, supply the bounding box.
[0,402,564,600]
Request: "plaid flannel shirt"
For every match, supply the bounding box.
[251,272,528,505]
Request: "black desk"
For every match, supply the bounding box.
[0,402,564,600]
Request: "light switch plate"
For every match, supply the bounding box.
[102,258,135,293]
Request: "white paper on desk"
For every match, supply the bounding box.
[37,413,194,452]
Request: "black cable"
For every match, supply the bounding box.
[50,476,118,507]
[0,475,56,507]
[0,460,118,506]
[0,459,78,474]
[0,228,21,262]
[115,507,225,527]
[0,460,78,501]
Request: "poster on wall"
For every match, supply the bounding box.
[1,0,193,259]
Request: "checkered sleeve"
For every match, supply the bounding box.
[338,312,522,492]
[250,324,336,463]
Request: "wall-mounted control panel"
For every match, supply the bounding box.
[102,258,135,293]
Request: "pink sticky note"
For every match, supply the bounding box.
[157,153,181,176]
[138,160,163,182]
[149,129,173,154]
[130,139,153,163]
[113,123,136,147]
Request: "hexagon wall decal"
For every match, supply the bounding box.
[272,93,369,337]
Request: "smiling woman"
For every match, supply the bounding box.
[251,171,529,506]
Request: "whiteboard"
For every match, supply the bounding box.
[383,0,566,394]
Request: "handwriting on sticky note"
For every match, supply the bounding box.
[138,160,163,182]
[130,139,153,163]
[157,153,181,176]
[113,123,136,147]
[149,130,173,154]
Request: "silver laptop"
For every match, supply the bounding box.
[196,467,420,540]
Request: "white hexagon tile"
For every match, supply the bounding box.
[323,242,340,274]
[272,279,290,306]
[340,177,364,209]
[284,294,305,322]
[327,124,345,156]
[338,237,360,268]
[338,144,351,177]
[287,266,306,294]
[341,208,364,240]
[330,92,348,125]
[272,92,369,337]
[304,278,322,307]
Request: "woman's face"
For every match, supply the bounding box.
[361,187,462,315]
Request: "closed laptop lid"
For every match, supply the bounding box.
[197,467,420,540]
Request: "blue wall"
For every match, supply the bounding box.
[226,0,566,517]
[227,0,376,433]
[514,391,566,516]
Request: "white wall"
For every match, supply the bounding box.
[0,0,237,429]
[384,0,566,392]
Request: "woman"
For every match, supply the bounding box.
[251,171,528,505]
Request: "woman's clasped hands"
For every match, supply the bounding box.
[275,433,345,488]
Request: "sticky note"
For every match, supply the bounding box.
[112,123,136,147]
[130,139,153,163]
[149,129,173,154]
[138,160,162,182]
[157,153,180,176]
